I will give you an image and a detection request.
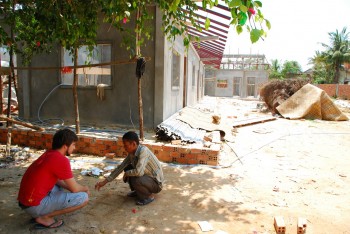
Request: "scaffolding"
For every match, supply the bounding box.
[220,54,270,71]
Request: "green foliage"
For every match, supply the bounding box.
[311,27,350,84]
[281,60,302,78]
[268,59,303,79]
[268,59,283,79]
[1,0,270,63]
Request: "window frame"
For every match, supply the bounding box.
[60,42,112,88]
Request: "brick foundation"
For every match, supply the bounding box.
[0,128,221,166]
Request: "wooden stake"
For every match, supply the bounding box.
[0,115,45,131]
[73,47,80,134]
[136,6,144,141]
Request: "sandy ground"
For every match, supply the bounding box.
[1,97,350,234]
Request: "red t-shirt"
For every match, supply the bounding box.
[18,150,73,206]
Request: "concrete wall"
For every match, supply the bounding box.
[186,44,204,107]
[213,69,268,98]
[17,7,203,130]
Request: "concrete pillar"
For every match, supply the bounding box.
[154,7,165,128]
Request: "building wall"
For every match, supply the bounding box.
[213,69,268,98]
[17,11,156,129]
[186,44,204,107]
[16,7,203,130]
[317,84,350,99]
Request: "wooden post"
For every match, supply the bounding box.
[5,2,15,158]
[73,47,80,134]
[136,6,144,141]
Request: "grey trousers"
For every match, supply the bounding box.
[128,175,162,200]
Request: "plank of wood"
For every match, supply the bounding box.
[0,115,45,131]
[232,116,276,128]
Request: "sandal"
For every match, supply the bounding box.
[34,219,64,229]
[136,197,155,206]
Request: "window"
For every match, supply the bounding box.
[233,77,241,96]
[171,50,180,89]
[247,77,256,96]
[192,65,196,87]
[61,44,111,86]
[217,79,228,88]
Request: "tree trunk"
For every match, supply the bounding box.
[138,78,144,140]
[73,48,80,134]
[136,7,144,141]
[334,65,340,84]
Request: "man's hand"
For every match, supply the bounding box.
[123,173,128,183]
[95,180,107,191]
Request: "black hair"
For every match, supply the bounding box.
[52,128,78,150]
[122,131,140,145]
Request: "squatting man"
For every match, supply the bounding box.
[95,131,164,206]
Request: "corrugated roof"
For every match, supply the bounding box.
[187,4,231,69]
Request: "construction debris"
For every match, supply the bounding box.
[232,116,276,128]
[155,115,206,143]
[297,217,307,234]
[277,84,349,121]
[260,79,309,114]
[273,216,286,234]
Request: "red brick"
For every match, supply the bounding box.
[110,145,118,151]
[190,148,202,154]
[83,137,93,143]
[145,142,163,151]
[95,139,104,144]
[187,159,198,164]
[274,216,286,234]
[208,155,218,161]
[177,157,188,164]
[157,151,171,162]
[186,154,197,160]
[170,151,180,158]
[207,161,218,166]
[117,140,124,147]
[178,146,191,154]
[197,154,209,161]
[163,145,173,152]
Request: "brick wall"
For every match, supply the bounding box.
[0,128,220,166]
[317,84,350,99]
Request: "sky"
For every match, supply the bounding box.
[223,0,350,71]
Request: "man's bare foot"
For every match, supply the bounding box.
[35,216,57,227]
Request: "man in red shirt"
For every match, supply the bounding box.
[18,128,89,229]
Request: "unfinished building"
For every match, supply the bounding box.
[205,54,270,98]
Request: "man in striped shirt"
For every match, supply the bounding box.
[95,131,164,206]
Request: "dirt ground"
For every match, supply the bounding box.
[1,97,350,234]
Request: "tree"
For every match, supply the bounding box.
[100,0,270,54]
[281,60,302,78]
[308,51,333,84]
[319,27,350,83]
[269,59,282,79]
